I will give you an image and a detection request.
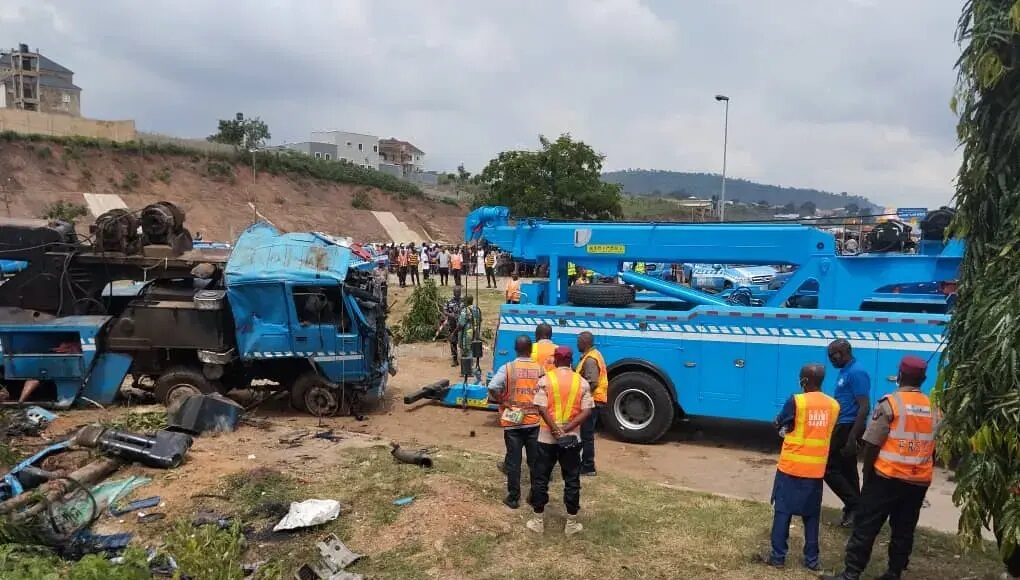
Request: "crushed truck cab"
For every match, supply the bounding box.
[0,208,392,415]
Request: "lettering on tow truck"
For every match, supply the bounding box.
[586,244,626,254]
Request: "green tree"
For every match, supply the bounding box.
[844,202,860,216]
[456,163,471,183]
[798,201,816,216]
[782,202,797,214]
[938,0,1020,570]
[476,134,622,219]
[208,113,271,150]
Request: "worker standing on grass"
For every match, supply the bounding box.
[527,346,594,536]
[487,335,543,509]
[438,286,464,366]
[407,244,420,286]
[485,249,497,288]
[825,338,870,528]
[420,245,430,281]
[505,271,522,304]
[451,248,463,287]
[531,323,557,372]
[759,364,839,571]
[576,331,607,477]
[397,247,408,288]
[823,356,939,580]
[438,247,451,286]
[456,295,482,377]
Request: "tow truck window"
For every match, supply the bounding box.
[292,286,352,332]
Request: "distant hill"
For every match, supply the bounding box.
[603,170,877,211]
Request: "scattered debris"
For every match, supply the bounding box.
[0,405,57,437]
[393,496,415,507]
[105,408,167,433]
[168,393,244,435]
[295,533,364,580]
[137,511,166,524]
[110,495,161,516]
[193,510,234,529]
[390,442,433,468]
[0,440,73,501]
[279,429,311,445]
[313,429,343,442]
[61,530,133,559]
[273,499,342,532]
[73,424,193,469]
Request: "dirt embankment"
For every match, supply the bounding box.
[0,140,467,242]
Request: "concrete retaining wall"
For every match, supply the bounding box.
[0,109,136,142]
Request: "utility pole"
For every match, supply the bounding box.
[715,94,730,222]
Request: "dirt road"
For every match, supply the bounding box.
[352,340,964,535]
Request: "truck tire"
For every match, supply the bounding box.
[154,367,219,410]
[603,371,675,443]
[567,283,635,307]
[291,372,349,416]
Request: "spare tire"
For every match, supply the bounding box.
[568,283,635,307]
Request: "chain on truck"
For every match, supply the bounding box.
[0,202,394,415]
[454,206,960,443]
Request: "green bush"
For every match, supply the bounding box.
[40,200,88,222]
[34,146,52,159]
[352,189,373,210]
[399,280,443,342]
[119,171,140,190]
[205,160,235,181]
[153,166,172,184]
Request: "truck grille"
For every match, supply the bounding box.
[751,275,774,285]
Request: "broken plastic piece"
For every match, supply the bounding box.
[294,533,364,580]
[393,496,415,506]
[168,393,243,435]
[110,495,161,516]
[273,499,341,532]
[390,443,433,468]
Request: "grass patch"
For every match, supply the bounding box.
[221,467,298,515]
[0,544,150,579]
[103,410,167,433]
[40,200,88,222]
[352,189,373,210]
[152,165,172,184]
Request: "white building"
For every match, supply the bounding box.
[310,130,380,169]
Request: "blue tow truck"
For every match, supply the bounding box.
[466,206,960,443]
[0,204,392,414]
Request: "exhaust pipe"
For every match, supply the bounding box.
[403,379,450,405]
[390,442,433,468]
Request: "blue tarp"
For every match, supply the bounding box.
[225,223,353,286]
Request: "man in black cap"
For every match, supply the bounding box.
[823,355,939,580]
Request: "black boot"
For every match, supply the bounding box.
[877,572,902,580]
[840,508,855,528]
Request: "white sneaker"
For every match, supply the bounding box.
[564,516,583,536]
[525,515,544,534]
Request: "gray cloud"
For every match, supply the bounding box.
[1,0,962,207]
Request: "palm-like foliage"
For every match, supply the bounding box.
[938,0,1020,562]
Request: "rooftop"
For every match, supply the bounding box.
[0,49,73,75]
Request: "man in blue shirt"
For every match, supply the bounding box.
[826,338,871,527]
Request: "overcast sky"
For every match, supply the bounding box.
[2,0,963,207]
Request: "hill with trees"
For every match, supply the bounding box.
[602,169,877,212]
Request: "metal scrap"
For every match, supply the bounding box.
[295,533,364,580]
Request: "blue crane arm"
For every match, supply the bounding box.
[465,206,835,266]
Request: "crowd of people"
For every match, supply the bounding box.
[383,243,513,289]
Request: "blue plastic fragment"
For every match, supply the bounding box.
[393,496,415,506]
[110,495,161,516]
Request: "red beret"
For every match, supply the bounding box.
[553,346,573,362]
[899,355,927,379]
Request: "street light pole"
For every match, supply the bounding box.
[715,94,730,222]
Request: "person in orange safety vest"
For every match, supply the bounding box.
[824,356,940,580]
[505,272,522,304]
[487,335,543,510]
[576,331,608,476]
[531,323,557,372]
[526,346,593,536]
[761,363,839,571]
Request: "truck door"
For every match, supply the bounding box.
[334,293,366,376]
[290,285,341,356]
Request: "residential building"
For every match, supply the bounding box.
[310,130,379,168]
[0,44,81,116]
[280,141,338,160]
[379,138,426,174]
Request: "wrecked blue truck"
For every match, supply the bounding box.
[0,204,393,414]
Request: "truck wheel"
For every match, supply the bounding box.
[154,367,218,410]
[567,283,635,307]
[603,371,675,443]
[291,373,348,416]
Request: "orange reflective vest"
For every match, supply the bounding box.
[408,252,419,266]
[576,348,608,404]
[541,368,584,433]
[498,359,543,428]
[777,391,840,479]
[485,253,496,267]
[451,254,463,269]
[531,339,557,372]
[505,279,521,302]
[397,252,408,267]
[874,390,938,484]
